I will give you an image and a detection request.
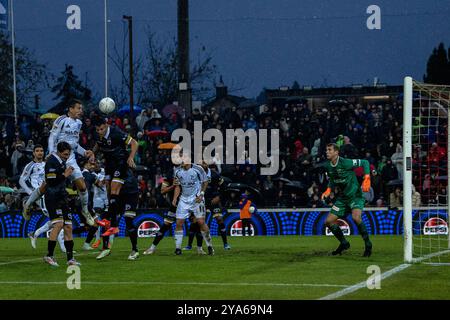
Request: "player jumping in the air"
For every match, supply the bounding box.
[91,115,138,237]
[185,162,230,251]
[22,99,96,226]
[172,155,214,256]
[321,143,373,257]
[96,168,140,260]
[20,144,66,252]
[43,142,80,266]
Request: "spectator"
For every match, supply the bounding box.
[412,185,422,207]
[391,144,403,180]
[136,110,150,131]
[389,187,403,208]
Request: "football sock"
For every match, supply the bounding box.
[107,194,119,227]
[218,222,228,245]
[47,240,56,257]
[103,236,110,250]
[153,223,169,246]
[79,190,89,213]
[357,222,371,246]
[187,222,197,247]
[174,230,183,249]
[125,217,138,252]
[85,227,97,244]
[201,230,212,247]
[64,240,74,261]
[329,224,347,244]
[196,231,203,247]
[34,221,52,238]
[26,188,42,207]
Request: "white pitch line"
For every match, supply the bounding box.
[318,264,411,300]
[318,249,450,300]
[0,251,98,266]
[0,280,349,288]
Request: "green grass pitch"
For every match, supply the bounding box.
[0,235,449,300]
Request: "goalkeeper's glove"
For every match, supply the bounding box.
[362,174,371,192]
[321,187,331,200]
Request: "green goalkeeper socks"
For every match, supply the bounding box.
[357,222,372,247]
[329,224,348,245]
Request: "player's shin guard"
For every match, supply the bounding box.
[201,230,212,247]
[64,240,74,261]
[153,223,170,246]
[26,188,42,207]
[356,222,371,246]
[107,194,120,227]
[125,217,138,252]
[174,230,184,249]
[218,222,228,245]
[329,224,348,244]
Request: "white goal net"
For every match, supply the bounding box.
[403,77,450,265]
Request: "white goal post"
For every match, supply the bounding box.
[403,76,450,264]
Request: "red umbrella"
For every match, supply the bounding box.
[145,130,169,138]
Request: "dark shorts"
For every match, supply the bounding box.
[205,198,223,218]
[105,161,129,184]
[45,197,72,225]
[330,196,365,218]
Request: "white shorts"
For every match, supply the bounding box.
[176,198,206,220]
[66,153,83,181]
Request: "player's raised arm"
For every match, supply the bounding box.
[126,135,138,169]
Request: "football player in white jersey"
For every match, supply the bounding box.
[172,154,214,255]
[22,99,98,226]
[19,145,65,252]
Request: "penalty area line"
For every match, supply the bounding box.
[0,281,350,288]
[317,263,411,300]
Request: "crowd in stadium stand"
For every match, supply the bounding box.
[0,99,447,212]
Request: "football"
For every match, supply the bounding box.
[249,205,256,214]
[98,97,116,114]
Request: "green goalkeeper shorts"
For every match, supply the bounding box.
[330,196,365,218]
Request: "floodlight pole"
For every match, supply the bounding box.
[10,0,17,126]
[104,0,108,97]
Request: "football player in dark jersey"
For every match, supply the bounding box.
[43,141,80,267]
[96,168,140,260]
[143,143,181,255]
[91,115,138,237]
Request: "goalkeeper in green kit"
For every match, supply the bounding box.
[321,143,373,257]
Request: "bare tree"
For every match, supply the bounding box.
[0,33,50,114]
[109,28,218,108]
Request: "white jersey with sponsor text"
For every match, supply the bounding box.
[174,164,207,203]
[49,115,83,154]
[20,161,45,190]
